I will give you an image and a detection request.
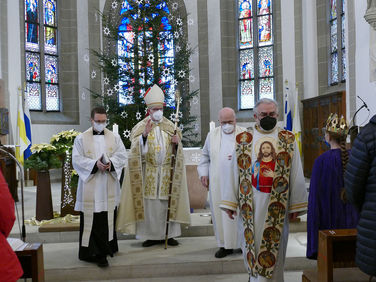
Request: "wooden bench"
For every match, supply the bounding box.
[16,242,45,282]
[302,229,370,282]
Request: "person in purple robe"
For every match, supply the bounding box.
[306,113,359,259]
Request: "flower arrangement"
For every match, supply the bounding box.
[24,143,61,171]
[50,129,81,155]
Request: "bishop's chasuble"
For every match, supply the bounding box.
[73,127,127,247]
[117,117,190,239]
[220,125,307,282]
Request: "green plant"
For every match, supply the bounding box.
[24,143,61,171]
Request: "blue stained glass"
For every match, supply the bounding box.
[330,0,337,20]
[258,47,273,77]
[239,19,253,49]
[342,0,346,13]
[331,52,338,84]
[26,52,41,82]
[25,23,39,51]
[45,55,58,83]
[240,49,254,79]
[258,0,271,15]
[258,15,272,46]
[44,27,57,54]
[26,83,42,110]
[239,0,252,18]
[118,0,175,105]
[25,0,38,22]
[44,0,56,26]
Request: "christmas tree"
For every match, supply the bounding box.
[91,0,199,148]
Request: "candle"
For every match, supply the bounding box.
[113,123,118,135]
[209,121,215,132]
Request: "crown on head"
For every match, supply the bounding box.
[325,113,348,135]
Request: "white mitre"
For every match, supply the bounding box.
[144,84,165,108]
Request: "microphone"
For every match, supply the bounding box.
[357,96,370,112]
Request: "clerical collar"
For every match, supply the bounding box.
[93,131,104,135]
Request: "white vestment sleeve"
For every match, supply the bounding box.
[219,150,239,212]
[72,135,97,183]
[109,135,127,180]
[288,140,308,215]
[197,133,210,178]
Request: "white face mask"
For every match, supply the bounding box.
[93,122,106,132]
[152,110,163,121]
[222,123,235,134]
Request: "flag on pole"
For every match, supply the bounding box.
[292,85,302,157]
[15,89,30,165]
[283,81,292,131]
[23,94,32,160]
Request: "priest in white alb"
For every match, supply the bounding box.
[116,84,190,247]
[72,106,127,267]
[220,98,307,282]
[197,107,245,258]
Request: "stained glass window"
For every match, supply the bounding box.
[238,0,274,109]
[24,0,60,111]
[118,0,175,105]
[329,0,346,85]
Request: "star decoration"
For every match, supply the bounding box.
[188,18,194,26]
[176,18,183,26]
[91,70,97,79]
[107,88,114,96]
[136,111,142,120]
[136,0,143,5]
[171,78,178,86]
[178,70,186,78]
[123,129,131,139]
[114,84,121,92]
[103,77,110,85]
[103,27,110,36]
[111,58,118,66]
[174,31,180,39]
[172,2,178,10]
[176,45,181,52]
[169,113,177,122]
[111,1,118,9]
[162,68,170,77]
[121,111,128,118]
[178,111,183,118]
[189,75,195,82]
[148,54,154,61]
[179,124,184,131]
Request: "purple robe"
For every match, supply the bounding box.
[306,149,359,259]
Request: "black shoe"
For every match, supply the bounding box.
[167,238,179,246]
[96,256,109,268]
[80,256,97,263]
[142,240,161,247]
[215,247,233,258]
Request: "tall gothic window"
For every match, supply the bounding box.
[117,0,175,106]
[238,0,274,110]
[25,0,60,111]
[329,0,346,85]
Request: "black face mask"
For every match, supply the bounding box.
[260,116,277,131]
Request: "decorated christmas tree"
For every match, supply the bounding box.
[91,0,199,148]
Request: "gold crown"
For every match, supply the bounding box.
[325,113,348,135]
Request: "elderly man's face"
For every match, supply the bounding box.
[254,103,278,122]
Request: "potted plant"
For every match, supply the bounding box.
[25,143,61,221]
[50,129,81,216]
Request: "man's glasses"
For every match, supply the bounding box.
[258,112,277,118]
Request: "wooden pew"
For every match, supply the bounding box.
[16,243,45,282]
[302,229,370,282]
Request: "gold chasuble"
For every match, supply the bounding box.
[81,128,117,247]
[117,117,190,234]
[236,128,295,279]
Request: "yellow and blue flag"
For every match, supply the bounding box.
[283,82,292,131]
[16,90,32,165]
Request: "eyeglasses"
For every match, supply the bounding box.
[94,120,107,124]
[258,112,277,118]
